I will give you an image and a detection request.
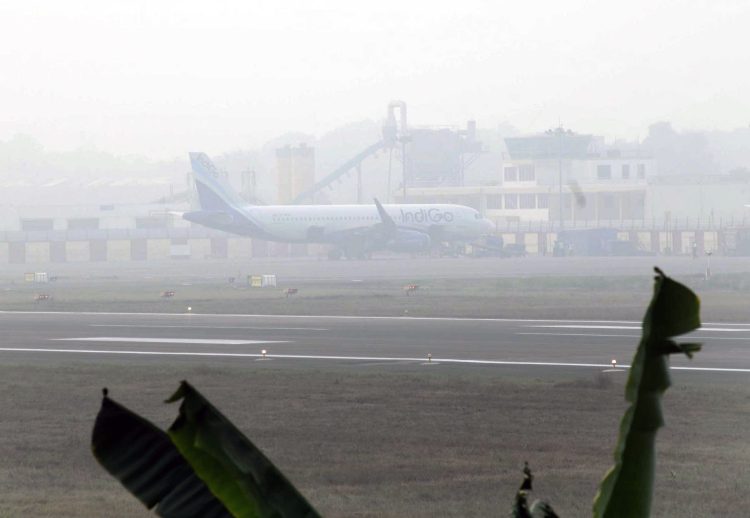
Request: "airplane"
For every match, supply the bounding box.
[183,152,495,259]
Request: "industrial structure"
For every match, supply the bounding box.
[292,101,483,204]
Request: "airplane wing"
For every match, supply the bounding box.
[373,198,396,231]
[319,199,430,256]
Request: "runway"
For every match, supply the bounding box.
[2,310,750,378]
[2,310,749,518]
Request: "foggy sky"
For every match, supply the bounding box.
[1,0,748,159]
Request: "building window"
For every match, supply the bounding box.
[597,165,612,180]
[504,194,518,209]
[637,164,646,179]
[21,219,54,231]
[504,166,518,182]
[621,164,630,179]
[519,165,535,181]
[519,193,536,209]
[136,217,168,229]
[537,194,549,208]
[487,195,502,209]
[602,194,615,209]
[68,218,100,230]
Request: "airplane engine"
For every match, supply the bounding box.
[387,229,431,252]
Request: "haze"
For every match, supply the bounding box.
[1,0,748,158]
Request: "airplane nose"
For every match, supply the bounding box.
[481,218,495,234]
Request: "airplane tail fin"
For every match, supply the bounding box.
[189,152,246,212]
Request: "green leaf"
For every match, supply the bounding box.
[91,392,232,518]
[592,268,701,518]
[530,500,559,518]
[511,463,557,518]
[511,491,532,518]
[166,381,321,518]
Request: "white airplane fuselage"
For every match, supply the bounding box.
[237,203,489,243]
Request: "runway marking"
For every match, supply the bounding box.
[691,336,750,341]
[526,325,643,330]
[518,332,750,341]
[4,310,750,327]
[518,332,640,338]
[525,325,748,332]
[0,311,681,324]
[352,361,416,367]
[89,324,328,331]
[51,337,289,345]
[0,310,639,323]
[2,347,750,373]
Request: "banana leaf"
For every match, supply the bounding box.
[92,391,232,517]
[592,268,701,517]
[511,463,558,518]
[166,381,321,518]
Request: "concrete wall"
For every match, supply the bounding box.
[50,241,66,263]
[66,241,90,262]
[25,242,50,264]
[188,239,212,260]
[146,239,171,260]
[108,240,131,261]
[90,240,107,261]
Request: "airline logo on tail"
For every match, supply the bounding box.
[189,152,244,212]
[190,152,221,180]
[186,152,269,237]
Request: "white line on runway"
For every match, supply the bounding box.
[2,347,750,373]
[525,325,748,332]
[51,337,289,345]
[518,332,750,341]
[518,332,640,338]
[4,310,750,328]
[526,325,643,330]
[352,361,413,367]
[0,310,641,323]
[89,324,328,331]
